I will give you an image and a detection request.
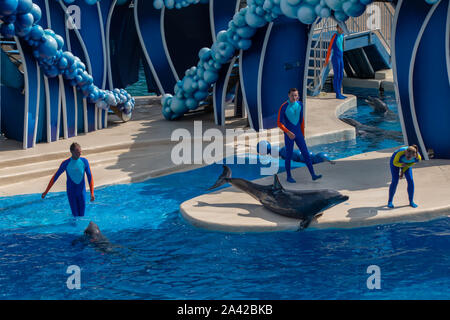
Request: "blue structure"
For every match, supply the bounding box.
[393,0,450,160]
[1,0,448,162]
[0,0,134,149]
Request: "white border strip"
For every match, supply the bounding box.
[211,0,239,126]
[303,19,318,131]
[209,0,216,42]
[446,0,450,85]
[73,86,78,135]
[61,1,99,131]
[83,98,88,133]
[64,7,79,136]
[238,49,255,129]
[59,75,68,139]
[134,0,165,94]
[391,0,409,145]
[44,0,62,141]
[44,0,51,142]
[221,56,238,126]
[408,0,441,160]
[44,76,51,142]
[257,22,273,130]
[59,2,93,75]
[45,0,51,28]
[32,61,41,147]
[56,77,61,139]
[161,6,180,81]
[106,0,116,90]
[15,37,29,149]
[97,1,108,90]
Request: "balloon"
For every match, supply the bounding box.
[0,0,19,16]
[16,0,33,14]
[38,35,58,60]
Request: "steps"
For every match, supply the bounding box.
[0,141,195,197]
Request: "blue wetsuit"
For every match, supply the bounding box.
[388,147,421,208]
[326,32,346,99]
[45,157,94,217]
[277,100,320,181]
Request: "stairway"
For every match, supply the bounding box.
[307,2,394,95]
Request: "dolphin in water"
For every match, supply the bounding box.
[72,221,117,253]
[208,165,349,229]
[365,96,397,120]
[340,117,404,143]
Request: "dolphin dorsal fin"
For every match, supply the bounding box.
[273,175,284,191]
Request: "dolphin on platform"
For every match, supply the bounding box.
[340,117,404,143]
[208,166,349,229]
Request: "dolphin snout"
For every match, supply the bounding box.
[334,194,349,203]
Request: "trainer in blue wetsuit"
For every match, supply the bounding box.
[325,25,346,100]
[388,145,421,209]
[42,143,95,217]
[277,88,322,183]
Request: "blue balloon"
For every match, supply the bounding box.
[16,0,33,14]
[15,12,33,28]
[30,3,41,24]
[0,0,19,16]
[29,24,44,40]
[1,23,16,38]
[38,35,58,60]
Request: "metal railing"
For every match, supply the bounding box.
[0,36,23,71]
[307,2,394,92]
[346,2,395,52]
[307,18,335,92]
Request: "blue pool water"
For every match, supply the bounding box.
[1,89,449,299]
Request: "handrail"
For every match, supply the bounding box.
[307,2,394,92]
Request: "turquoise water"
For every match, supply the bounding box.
[1,89,449,299]
[125,65,157,97]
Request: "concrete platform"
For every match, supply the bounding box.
[342,69,396,93]
[180,149,450,232]
[305,93,356,146]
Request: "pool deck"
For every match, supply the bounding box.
[0,93,356,197]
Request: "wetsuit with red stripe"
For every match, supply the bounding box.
[44,157,94,217]
[277,100,319,181]
[326,32,346,99]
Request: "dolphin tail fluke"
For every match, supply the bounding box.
[299,216,314,230]
[208,165,232,190]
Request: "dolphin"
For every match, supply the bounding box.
[208,165,349,229]
[340,117,404,142]
[72,221,117,253]
[365,96,397,119]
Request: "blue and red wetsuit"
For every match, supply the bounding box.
[326,32,346,99]
[44,157,94,217]
[277,100,320,181]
